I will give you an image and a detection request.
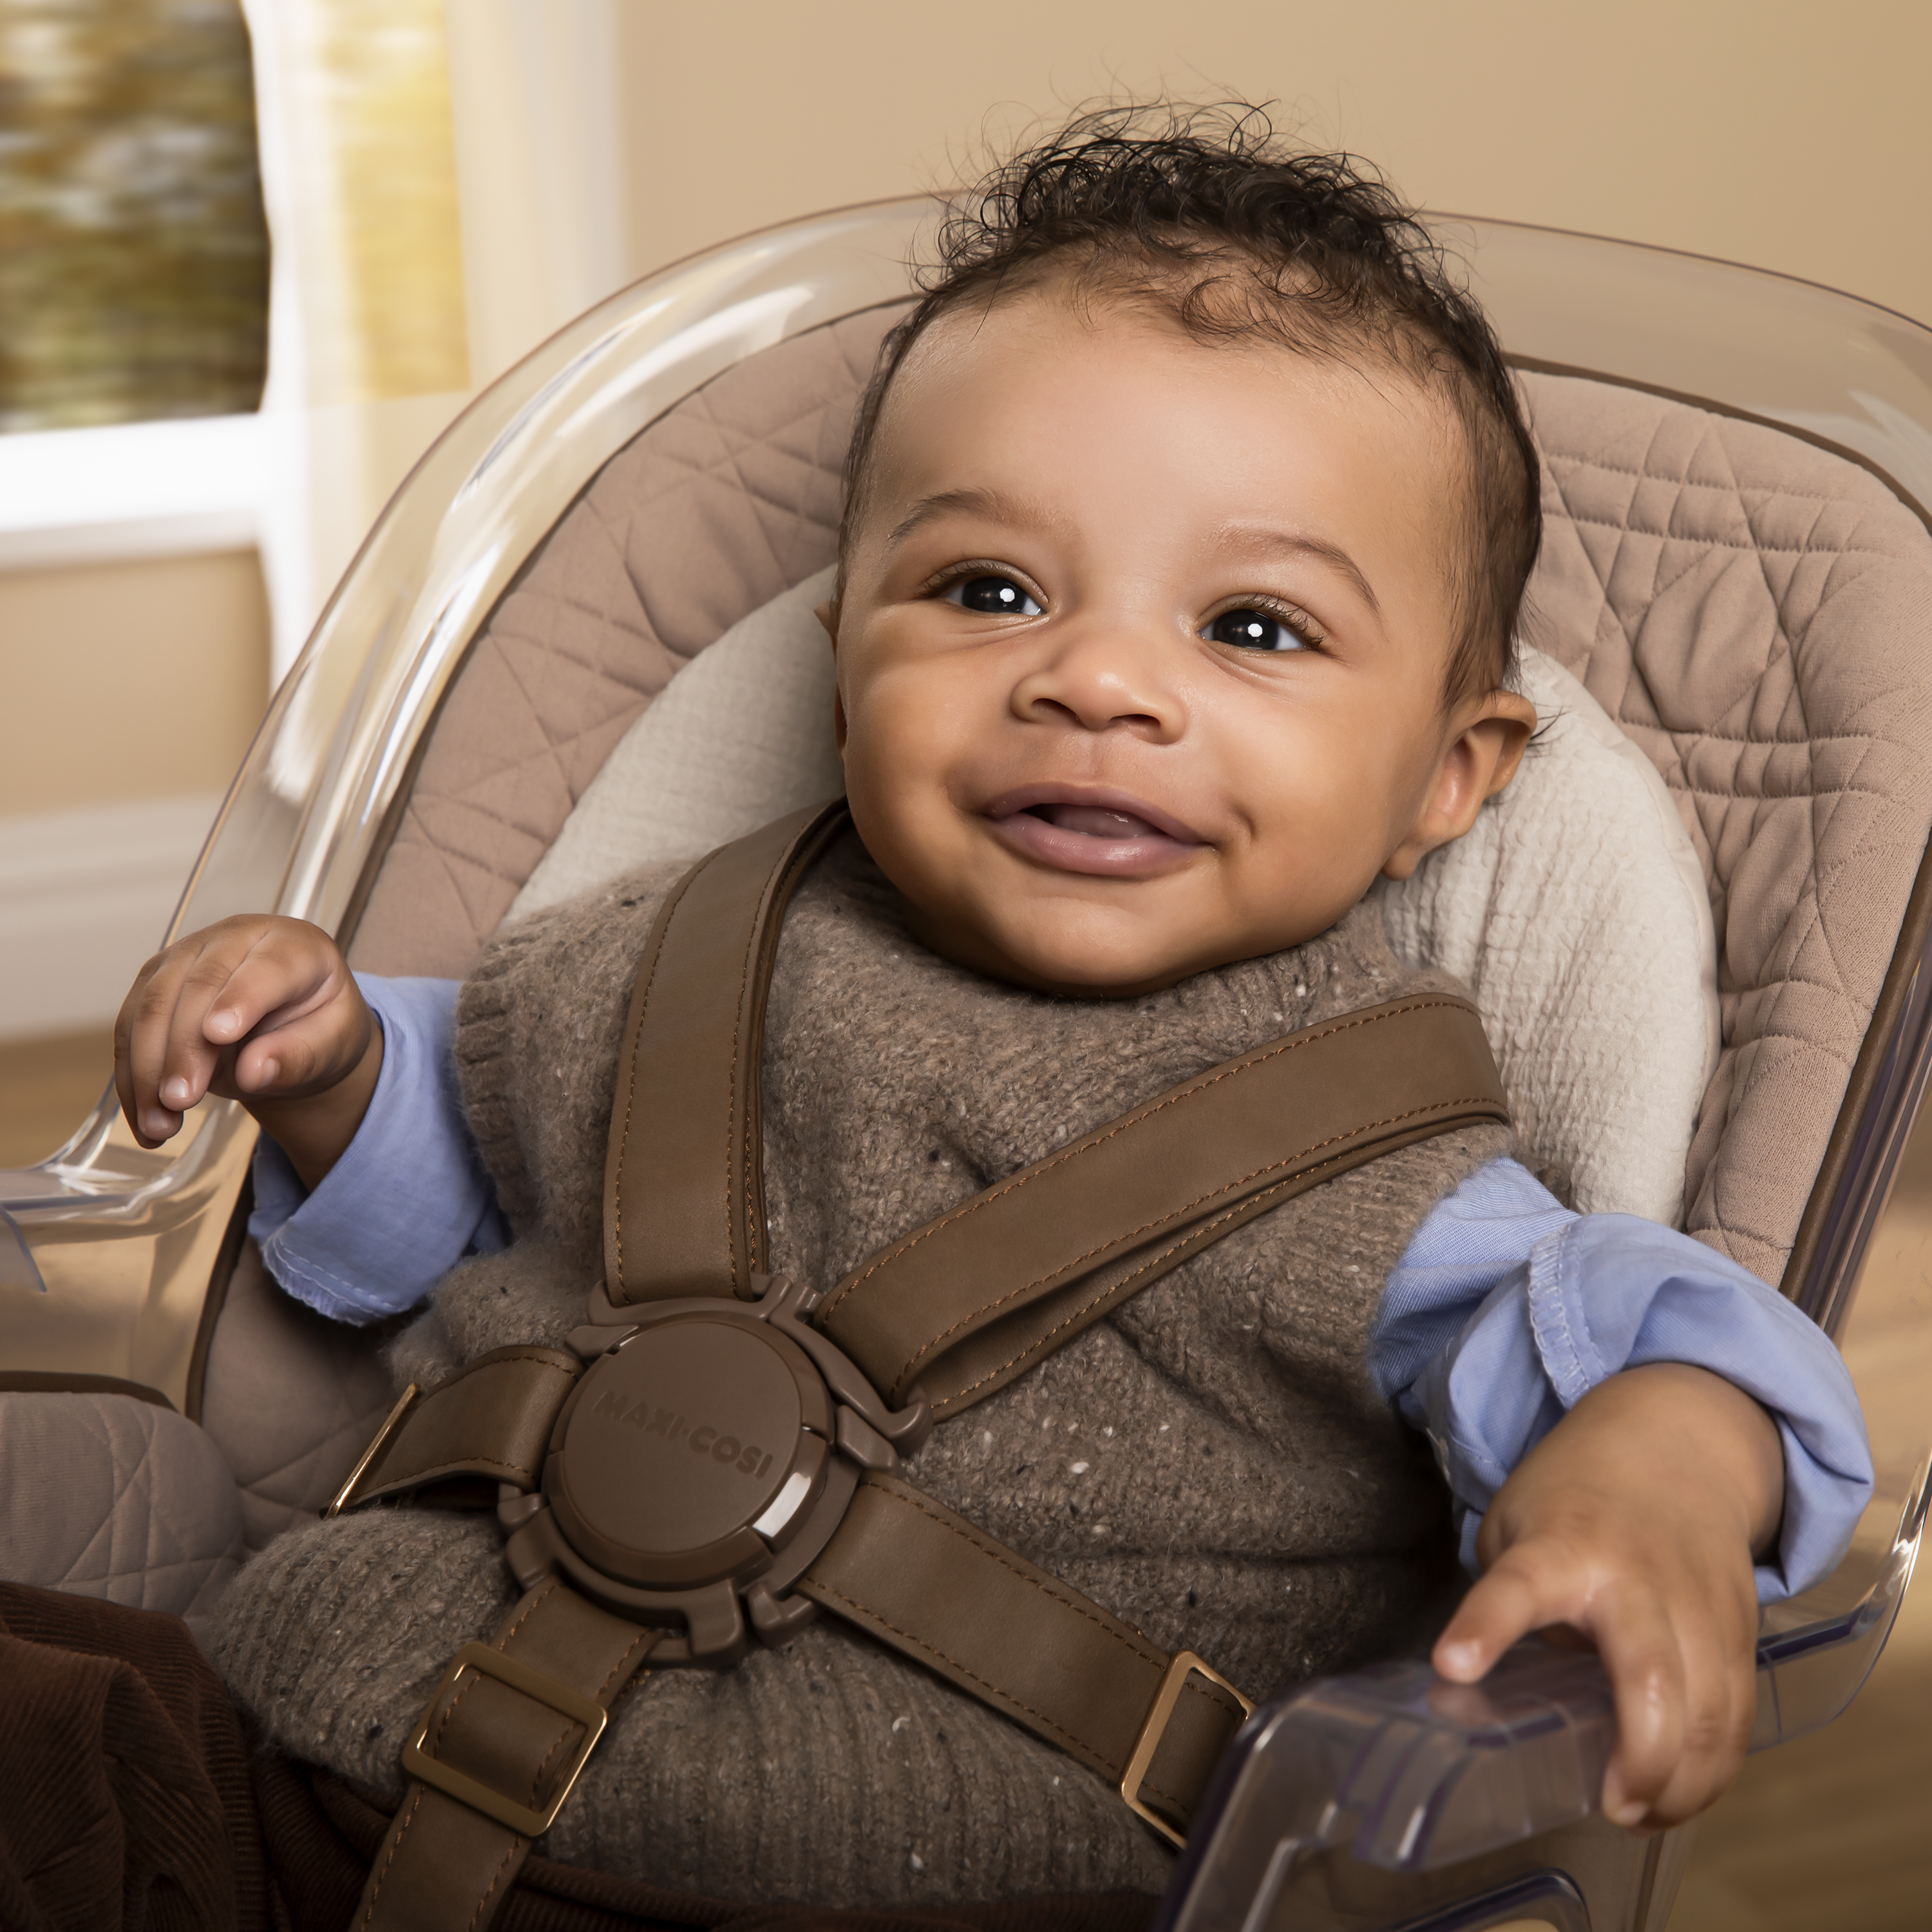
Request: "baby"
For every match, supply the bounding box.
[115,112,1868,1904]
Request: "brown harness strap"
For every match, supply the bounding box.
[357,1578,660,1932]
[328,1347,582,1513]
[342,804,1510,1915]
[598,802,1507,1400]
[797,1473,1247,1840]
[602,800,850,1304]
[817,996,1504,1414]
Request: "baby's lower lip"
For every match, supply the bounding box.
[986,802,1202,877]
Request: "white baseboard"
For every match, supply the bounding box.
[0,795,223,1043]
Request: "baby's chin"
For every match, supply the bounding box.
[902,896,1278,1000]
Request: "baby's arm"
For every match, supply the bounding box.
[249,974,507,1322]
[115,915,379,1186]
[116,920,506,1323]
[1432,1361,1777,1830]
[1379,1165,1872,1832]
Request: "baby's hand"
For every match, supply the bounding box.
[1430,1363,1782,1833]
[113,915,381,1189]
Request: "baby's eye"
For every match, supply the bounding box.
[1202,607,1311,652]
[942,574,1042,617]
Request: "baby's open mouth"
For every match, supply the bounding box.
[1022,802,1164,840]
[983,789,1204,878]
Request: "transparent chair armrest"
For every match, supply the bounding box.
[1,1208,49,1293]
[1157,1457,1928,1932]
[0,1097,258,1410]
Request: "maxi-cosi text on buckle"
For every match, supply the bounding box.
[497,1273,931,1667]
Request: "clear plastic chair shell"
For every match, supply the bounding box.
[4,200,1930,1932]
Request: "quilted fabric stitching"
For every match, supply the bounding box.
[3,1396,244,1609]
[1525,370,1932,1280]
[1539,445,1916,529]
[1551,505,1906,565]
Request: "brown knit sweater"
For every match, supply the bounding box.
[213,832,1508,1907]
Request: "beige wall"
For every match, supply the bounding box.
[0,550,269,819]
[618,0,1932,330]
[6,0,1924,840]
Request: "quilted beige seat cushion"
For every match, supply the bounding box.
[350,308,898,974]
[0,1391,247,1635]
[1522,377,1932,1282]
[345,314,1932,1293]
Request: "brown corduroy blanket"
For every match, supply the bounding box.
[0,1582,265,1932]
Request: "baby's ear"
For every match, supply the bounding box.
[814,599,840,649]
[1381,690,1537,882]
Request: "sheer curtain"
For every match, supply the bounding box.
[244,0,630,677]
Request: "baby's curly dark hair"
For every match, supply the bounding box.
[840,104,1540,706]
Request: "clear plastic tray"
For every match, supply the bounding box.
[1157,1464,1927,1932]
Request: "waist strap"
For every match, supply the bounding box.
[799,1473,1249,1828]
[338,1360,1251,1841]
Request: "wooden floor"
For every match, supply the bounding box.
[2,1029,1929,1924]
[0,1026,113,1167]
[1673,1551,1932,1929]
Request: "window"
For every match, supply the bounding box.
[0,0,269,433]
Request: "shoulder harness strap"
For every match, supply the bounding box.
[605,799,850,1302]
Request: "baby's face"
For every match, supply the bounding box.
[828,293,1532,995]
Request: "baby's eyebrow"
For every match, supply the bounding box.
[884,486,1054,549]
[1215,525,1381,617]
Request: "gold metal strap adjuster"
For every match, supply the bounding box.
[1121,1649,1255,1848]
[325,1383,420,1517]
[401,1641,609,1836]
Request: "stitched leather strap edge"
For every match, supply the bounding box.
[336,1347,582,1511]
[818,996,1507,1406]
[355,1578,659,1932]
[601,799,850,1305]
[799,1472,1249,1837]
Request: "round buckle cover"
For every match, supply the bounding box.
[545,1312,834,1591]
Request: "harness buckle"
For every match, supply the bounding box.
[1120,1650,1255,1848]
[401,1641,608,1836]
[501,1273,931,1668]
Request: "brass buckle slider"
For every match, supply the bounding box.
[325,1382,420,1517]
[401,1641,609,1836]
[1120,1649,1255,1850]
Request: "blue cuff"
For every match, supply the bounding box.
[1410,1216,1874,1603]
[1371,1157,1573,1402]
[247,974,507,1324]
[1527,1216,1873,1600]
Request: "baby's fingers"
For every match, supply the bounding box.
[1600,1605,1755,1832]
[115,919,342,1142]
[1432,1543,1569,1685]
[1571,1589,1691,1830]
[116,943,229,1145]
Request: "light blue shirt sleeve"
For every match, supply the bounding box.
[1374,1157,1873,1605]
[247,974,509,1324]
